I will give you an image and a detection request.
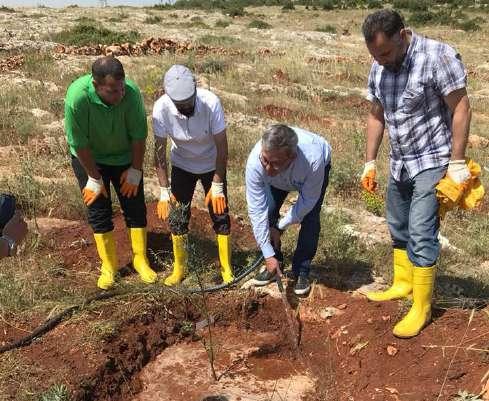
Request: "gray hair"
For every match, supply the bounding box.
[262,124,298,155]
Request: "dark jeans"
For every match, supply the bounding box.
[71,156,147,233]
[170,165,231,235]
[268,163,331,277]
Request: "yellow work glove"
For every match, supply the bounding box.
[361,160,377,193]
[82,176,107,206]
[205,181,227,215]
[460,159,485,210]
[120,167,142,198]
[157,186,172,220]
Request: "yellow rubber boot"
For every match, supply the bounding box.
[94,232,119,290]
[366,248,413,301]
[217,234,234,284]
[164,234,187,286]
[129,228,158,284]
[393,266,436,338]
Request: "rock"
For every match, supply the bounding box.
[386,345,398,356]
[30,108,54,120]
[468,134,489,149]
[319,306,344,319]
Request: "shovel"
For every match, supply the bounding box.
[275,266,301,351]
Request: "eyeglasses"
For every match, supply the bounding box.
[259,152,289,171]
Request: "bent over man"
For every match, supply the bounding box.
[360,10,471,337]
[65,56,157,289]
[152,64,234,286]
[246,124,331,296]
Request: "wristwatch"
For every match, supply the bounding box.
[1,235,16,256]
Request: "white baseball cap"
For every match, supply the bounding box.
[163,64,196,102]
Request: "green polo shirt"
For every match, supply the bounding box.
[64,74,147,166]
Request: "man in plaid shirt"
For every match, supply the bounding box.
[360,10,472,338]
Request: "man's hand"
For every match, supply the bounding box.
[270,227,282,250]
[3,211,27,246]
[82,176,108,206]
[361,160,377,193]
[120,167,142,198]
[265,256,281,276]
[447,160,471,185]
[157,186,172,220]
[205,181,227,215]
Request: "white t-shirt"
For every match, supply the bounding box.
[152,88,226,174]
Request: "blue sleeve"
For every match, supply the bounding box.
[278,158,325,229]
[245,156,275,259]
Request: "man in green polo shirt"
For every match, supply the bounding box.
[64,56,157,289]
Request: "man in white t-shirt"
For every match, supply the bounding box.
[152,64,234,286]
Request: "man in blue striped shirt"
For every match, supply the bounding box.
[246,124,331,295]
[360,10,472,338]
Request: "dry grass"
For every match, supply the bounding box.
[0,4,488,397]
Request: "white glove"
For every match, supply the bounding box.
[86,176,104,192]
[447,160,470,184]
[361,160,376,179]
[157,186,172,220]
[160,186,171,201]
[124,167,142,186]
[82,176,107,206]
[211,181,224,196]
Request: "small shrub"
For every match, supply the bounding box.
[367,0,383,9]
[362,191,384,217]
[224,6,244,17]
[198,59,226,74]
[320,0,335,10]
[76,16,96,24]
[0,5,15,12]
[198,34,238,46]
[144,14,162,24]
[316,24,336,33]
[52,23,140,46]
[215,19,231,27]
[39,384,72,401]
[408,10,435,25]
[392,0,428,11]
[282,1,295,10]
[454,18,482,32]
[248,19,272,29]
[107,12,129,22]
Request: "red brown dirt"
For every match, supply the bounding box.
[1,202,488,401]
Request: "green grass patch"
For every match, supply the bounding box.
[39,384,72,401]
[248,19,272,29]
[0,5,15,12]
[215,18,231,27]
[52,23,140,46]
[197,34,239,46]
[144,14,162,24]
[315,24,336,33]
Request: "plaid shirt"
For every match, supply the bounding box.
[367,31,467,180]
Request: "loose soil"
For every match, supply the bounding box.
[1,203,488,401]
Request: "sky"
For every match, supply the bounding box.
[0,0,168,6]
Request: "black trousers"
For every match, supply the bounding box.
[170,165,230,235]
[71,156,147,233]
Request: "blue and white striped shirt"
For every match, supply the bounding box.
[367,31,467,180]
[245,127,331,259]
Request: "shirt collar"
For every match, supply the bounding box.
[400,30,417,72]
[87,75,110,108]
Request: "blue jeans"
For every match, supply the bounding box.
[386,166,446,267]
[267,164,330,277]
